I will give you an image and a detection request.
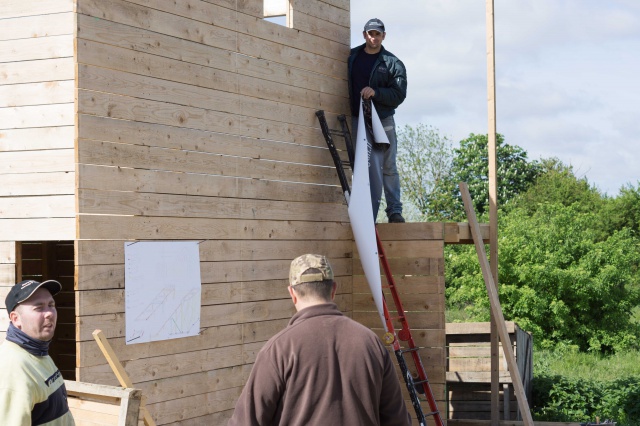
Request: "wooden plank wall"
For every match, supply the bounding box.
[446,322,533,421]
[0,0,77,241]
[74,0,351,424]
[0,242,17,341]
[356,223,447,426]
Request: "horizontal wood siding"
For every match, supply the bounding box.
[75,0,350,424]
[355,223,447,423]
[446,322,533,421]
[0,2,76,241]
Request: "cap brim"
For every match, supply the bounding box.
[40,280,62,297]
[19,280,62,304]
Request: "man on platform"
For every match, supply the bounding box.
[348,18,408,223]
[0,279,75,425]
[228,254,411,426]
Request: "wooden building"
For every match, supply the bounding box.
[446,322,533,421]
[0,1,464,424]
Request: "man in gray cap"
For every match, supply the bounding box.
[229,254,410,425]
[348,18,408,223]
[0,279,75,425]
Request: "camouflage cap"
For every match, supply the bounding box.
[289,254,334,286]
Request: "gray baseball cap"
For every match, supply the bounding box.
[364,18,385,32]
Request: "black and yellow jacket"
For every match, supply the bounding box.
[0,340,74,425]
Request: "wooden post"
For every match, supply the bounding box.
[459,182,534,426]
[15,242,22,282]
[93,329,157,426]
[486,0,500,423]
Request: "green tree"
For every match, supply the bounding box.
[396,124,454,220]
[446,165,640,352]
[499,204,640,352]
[440,133,543,220]
[510,158,603,217]
[602,182,640,235]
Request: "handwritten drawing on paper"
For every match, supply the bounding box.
[125,241,201,344]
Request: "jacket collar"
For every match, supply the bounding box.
[6,322,51,356]
[288,303,342,326]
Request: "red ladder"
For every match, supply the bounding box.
[377,228,444,426]
[315,110,444,426]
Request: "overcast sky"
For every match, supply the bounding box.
[350,0,640,195]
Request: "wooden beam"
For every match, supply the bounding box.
[460,182,534,426]
[0,219,75,241]
[92,330,156,426]
[444,222,490,244]
[0,12,74,41]
[0,58,74,85]
[486,1,500,423]
[0,0,73,19]
[446,322,516,335]
[446,371,512,383]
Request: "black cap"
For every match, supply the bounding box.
[364,18,385,33]
[5,280,62,313]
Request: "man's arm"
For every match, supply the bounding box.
[373,57,407,109]
[0,387,32,426]
[227,350,284,426]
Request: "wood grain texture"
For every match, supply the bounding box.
[0,58,74,84]
[0,0,73,19]
[75,239,352,265]
[76,164,344,204]
[0,34,74,63]
[0,12,73,41]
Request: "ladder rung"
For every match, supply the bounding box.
[387,315,407,322]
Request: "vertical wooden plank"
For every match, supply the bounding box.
[460,183,534,426]
[486,1,500,423]
[0,242,17,339]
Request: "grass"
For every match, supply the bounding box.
[534,347,640,381]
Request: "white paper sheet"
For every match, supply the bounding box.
[125,241,201,344]
[347,99,387,330]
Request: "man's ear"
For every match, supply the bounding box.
[330,281,338,300]
[288,285,298,305]
[363,31,367,40]
[9,310,21,328]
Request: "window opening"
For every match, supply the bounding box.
[264,0,292,28]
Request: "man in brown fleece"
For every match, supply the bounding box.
[228,254,411,426]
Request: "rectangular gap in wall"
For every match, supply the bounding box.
[264,0,292,28]
[20,241,76,380]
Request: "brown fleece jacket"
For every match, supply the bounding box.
[228,303,411,426]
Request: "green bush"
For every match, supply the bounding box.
[532,373,640,426]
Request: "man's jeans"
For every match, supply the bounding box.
[351,115,402,220]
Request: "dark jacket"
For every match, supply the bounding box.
[228,303,411,426]
[348,44,408,119]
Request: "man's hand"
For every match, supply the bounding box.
[360,86,376,99]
